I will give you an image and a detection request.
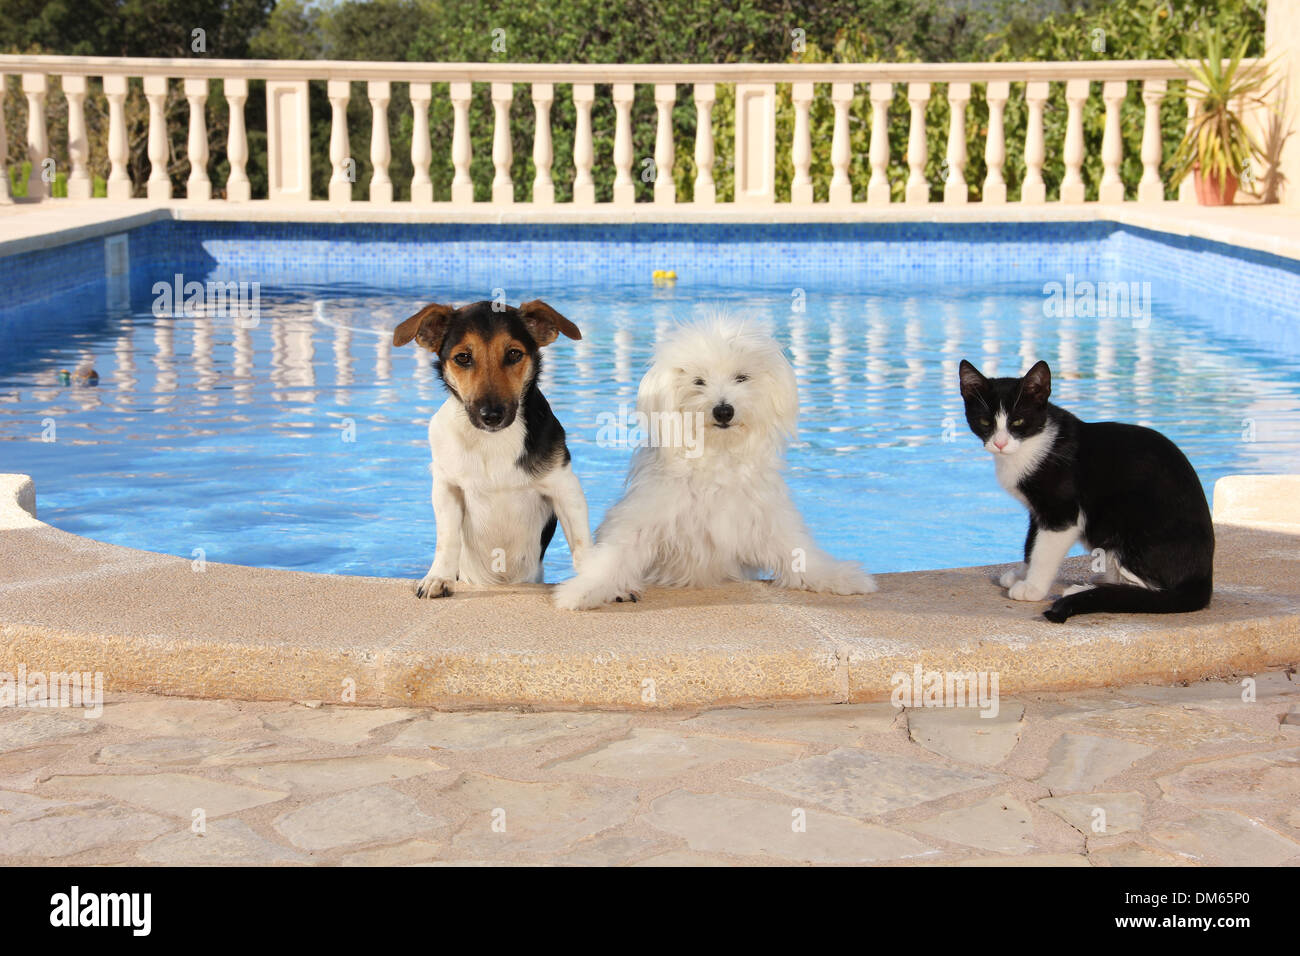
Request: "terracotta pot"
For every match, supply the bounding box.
[1193,166,1238,205]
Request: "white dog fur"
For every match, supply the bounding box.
[553,319,876,610]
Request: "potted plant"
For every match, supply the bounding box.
[1169,28,1275,206]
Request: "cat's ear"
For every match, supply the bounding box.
[1021,360,1052,404]
[958,360,987,399]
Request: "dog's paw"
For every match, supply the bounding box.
[999,565,1027,589]
[1007,579,1048,602]
[612,590,641,603]
[415,574,454,599]
[553,576,639,610]
[784,563,877,596]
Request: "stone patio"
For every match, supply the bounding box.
[1,672,1296,866]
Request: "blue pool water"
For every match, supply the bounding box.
[2,223,1300,581]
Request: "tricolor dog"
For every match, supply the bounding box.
[393,299,591,598]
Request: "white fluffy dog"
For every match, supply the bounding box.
[553,319,876,610]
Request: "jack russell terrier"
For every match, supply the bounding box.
[392,299,591,598]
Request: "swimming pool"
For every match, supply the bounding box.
[2,221,1299,581]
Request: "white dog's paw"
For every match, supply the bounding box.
[1007,579,1048,602]
[415,574,454,599]
[779,563,877,596]
[554,575,642,610]
[999,565,1027,589]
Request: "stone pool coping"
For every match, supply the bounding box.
[2,473,1297,711]
[4,199,1300,267]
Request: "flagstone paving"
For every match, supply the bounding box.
[0,670,1297,866]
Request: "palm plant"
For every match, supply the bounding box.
[1169,27,1275,205]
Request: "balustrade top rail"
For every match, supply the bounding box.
[1,53,1253,209]
[0,53,1225,83]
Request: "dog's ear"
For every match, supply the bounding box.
[518,300,581,347]
[393,303,454,352]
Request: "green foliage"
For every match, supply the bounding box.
[1168,26,1272,194]
[0,0,1270,204]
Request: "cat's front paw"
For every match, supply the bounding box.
[1007,579,1049,602]
[999,565,1027,589]
[415,574,454,599]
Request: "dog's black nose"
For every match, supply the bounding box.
[478,404,506,427]
[712,402,734,425]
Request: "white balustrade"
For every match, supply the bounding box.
[23,73,48,200]
[410,81,433,203]
[982,81,1008,204]
[532,82,554,204]
[905,82,930,204]
[0,54,1259,209]
[184,77,210,200]
[830,82,853,205]
[1139,79,1166,203]
[63,75,91,199]
[790,82,813,205]
[143,75,170,199]
[692,83,715,204]
[225,77,250,201]
[653,83,675,204]
[368,79,392,204]
[945,81,970,204]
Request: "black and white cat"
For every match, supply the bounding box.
[958,359,1214,623]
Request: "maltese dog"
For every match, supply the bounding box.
[554,318,876,610]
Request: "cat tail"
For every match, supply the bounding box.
[1043,577,1212,624]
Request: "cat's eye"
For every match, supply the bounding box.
[1011,418,1024,427]
[979,418,991,427]
[453,352,472,367]
[693,377,706,387]
[734,373,749,383]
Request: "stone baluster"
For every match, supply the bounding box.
[1061,78,1090,204]
[144,75,170,200]
[328,79,351,203]
[982,81,1009,204]
[572,83,595,204]
[64,75,92,199]
[225,77,250,201]
[449,82,473,204]
[612,83,634,205]
[490,82,513,204]
[653,83,675,204]
[905,82,930,203]
[532,82,554,204]
[693,83,715,204]
[1138,79,1167,203]
[1099,80,1127,203]
[830,82,853,205]
[410,82,433,203]
[945,81,970,204]
[791,82,813,204]
[868,82,892,204]
[104,75,131,200]
[368,80,392,203]
[185,77,210,200]
[1021,81,1049,204]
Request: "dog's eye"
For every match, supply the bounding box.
[504,348,524,365]
[1011,418,1024,427]
[734,374,749,383]
[453,352,472,367]
[693,377,705,387]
